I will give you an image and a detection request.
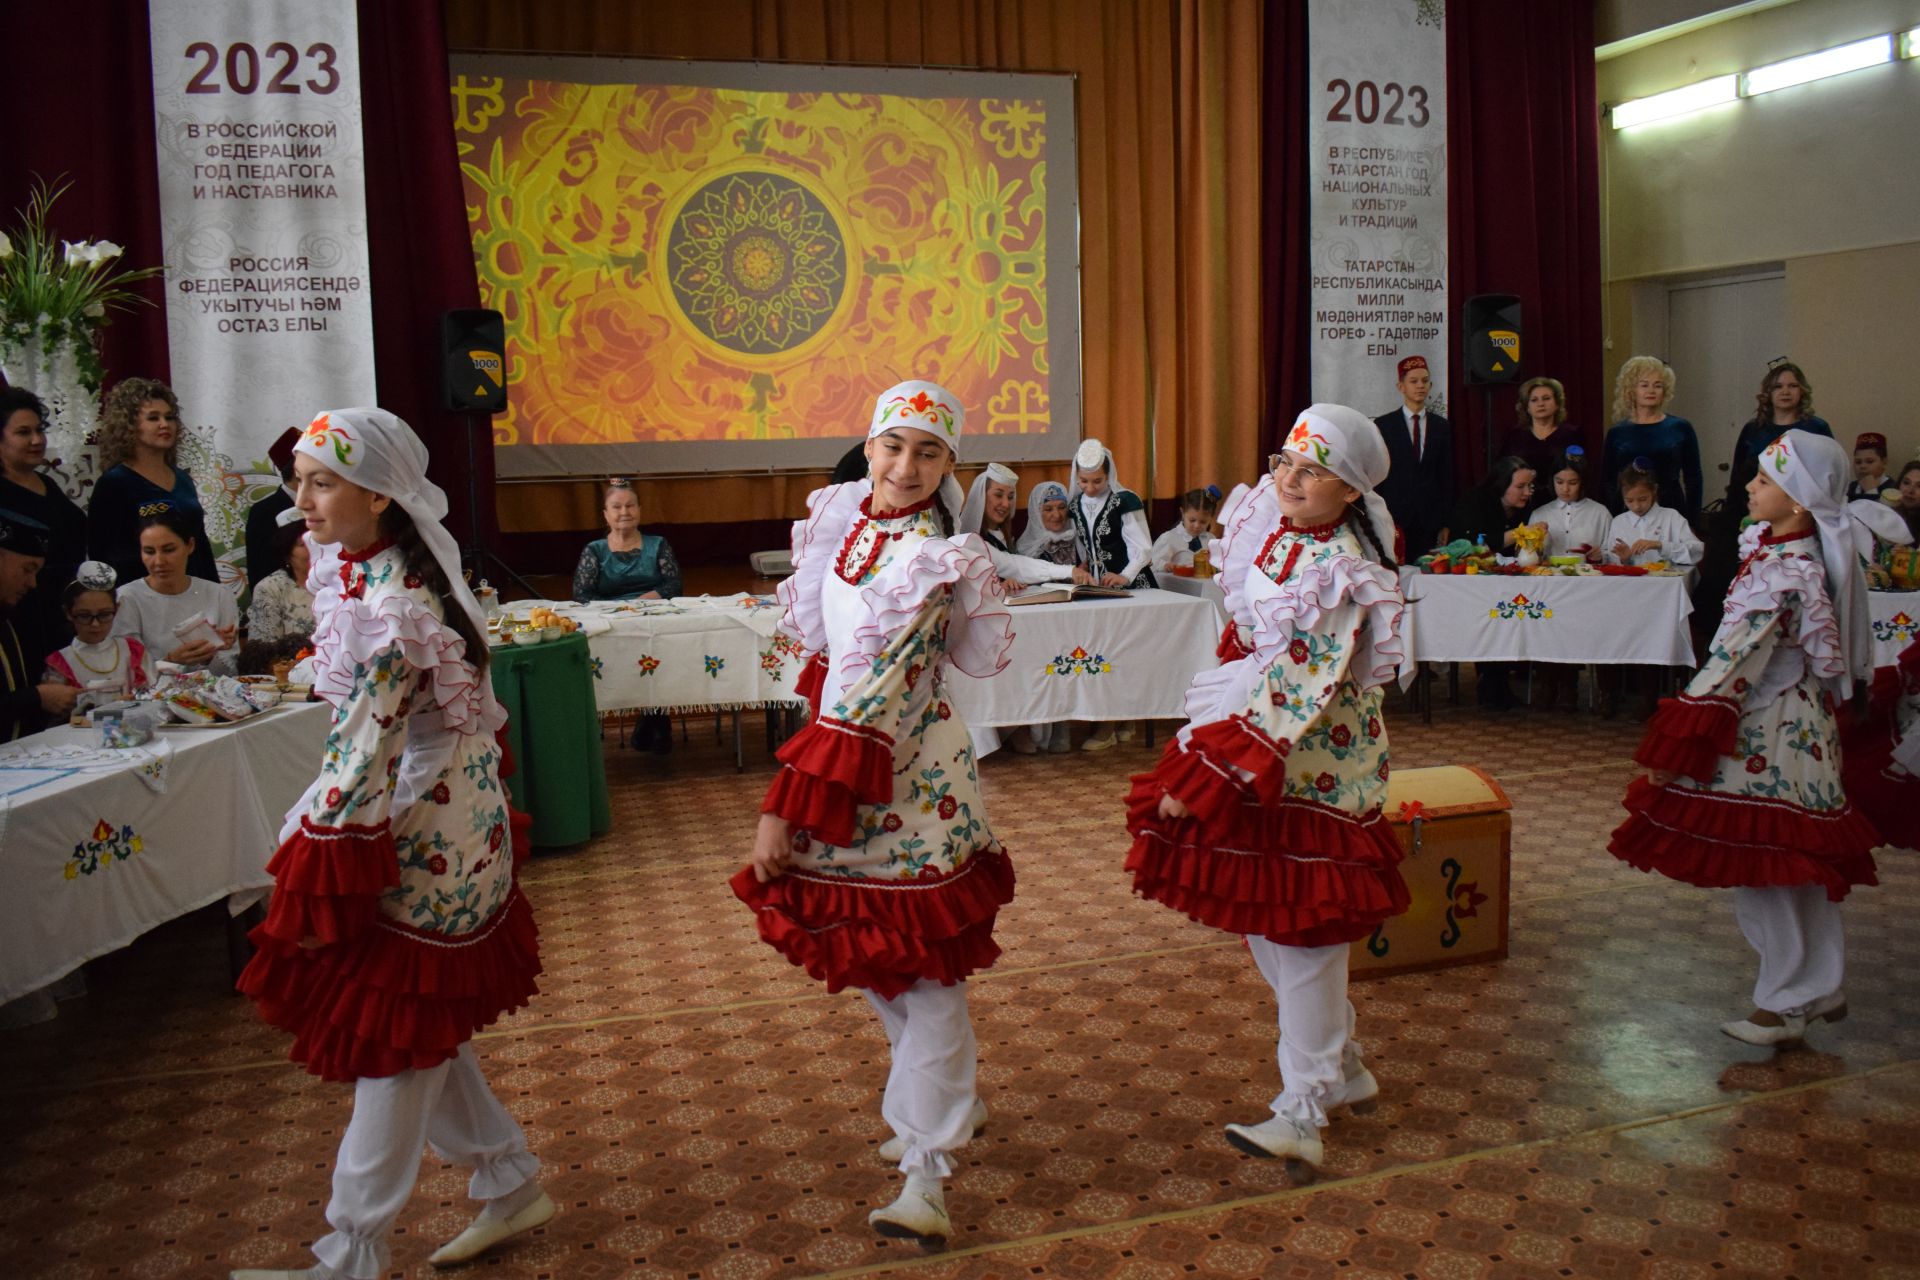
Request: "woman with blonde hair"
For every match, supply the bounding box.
[1496,376,1583,476]
[1601,356,1703,521]
[86,377,219,585]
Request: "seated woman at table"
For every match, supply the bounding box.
[1013,480,1084,753]
[572,479,683,603]
[247,509,316,643]
[1605,464,1703,571]
[43,562,151,701]
[111,510,239,674]
[1150,487,1222,576]
[575,479,677,752]
[959,463,1085,591]
[1448,456,1537,711]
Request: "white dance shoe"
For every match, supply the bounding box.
[428,1188,556,1266]
[1328,1055,1379,1114]
[878,1098,988,1163]
[1223,1113,1325,1168]
[1721,990,1847,1047]
[868,1172,949,1245]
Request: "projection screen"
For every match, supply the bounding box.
[447,55,1081,479]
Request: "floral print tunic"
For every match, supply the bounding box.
[732,483,1015,998]
[1126,476,1411,946]
[1612,524,1880,898]
[237,539,540,1081]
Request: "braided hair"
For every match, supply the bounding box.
[1345,500,1398,570]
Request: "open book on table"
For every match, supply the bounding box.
[1005,583,1134,606]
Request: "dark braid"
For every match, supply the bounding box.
[1346,502,1398,570]
[378,506,491,675]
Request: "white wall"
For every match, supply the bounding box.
[1599,0,1920,453]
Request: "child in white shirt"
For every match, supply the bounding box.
[1149,487,1222,574]
[1528,447,1611,562]
[1606,464,1703,569]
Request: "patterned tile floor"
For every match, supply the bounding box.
[2,694,1917,1280]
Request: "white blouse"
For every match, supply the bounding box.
[1149,524,1208,572]
[112,577,241,673]
[1529,498,1612,558]
[248,569,317,642]
[1605,505,1703,567]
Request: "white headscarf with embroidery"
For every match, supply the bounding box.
[1280,404,1397,564]
[295,408,487,636]
[1017,480,1078,558]
[867,380,966,522]
[1762,428,1913,685]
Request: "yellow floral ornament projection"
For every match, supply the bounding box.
[450,75,1054,451]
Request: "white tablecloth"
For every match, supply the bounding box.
[514,596,808,713]
[1871,591,1920,671]
[946,589,1221,739]
[0,701,330,1003]
[1400,571,1696,668]
[1158,573,1229,626]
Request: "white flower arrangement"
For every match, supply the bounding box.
[1,177,162,392]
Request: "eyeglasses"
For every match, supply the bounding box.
[72,609,117,624]
[1268,454,1341,484]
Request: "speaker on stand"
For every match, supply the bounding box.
[440,308,535,598]
[1463,294,1522,472]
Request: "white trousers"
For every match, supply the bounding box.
[1246,937,1353,1130]
[862,979,978,1178]
[312,1042,540,1279]
[1732,885,1845,1013]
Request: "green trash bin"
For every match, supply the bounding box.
[489,632,611,849]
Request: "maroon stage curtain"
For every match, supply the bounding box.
[0,1,493,547]
[0,3,172,394]
[1445,3,1604,488]
[1259,0,1311,457]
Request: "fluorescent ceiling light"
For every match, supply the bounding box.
[1611,75,1738,129]
[1742,34,1892,95]
[1902,27,1920,59]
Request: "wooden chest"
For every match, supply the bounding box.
[1351,765,1512,979]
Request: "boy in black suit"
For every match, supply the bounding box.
[1372,356,1453,557]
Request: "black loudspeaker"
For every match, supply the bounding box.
[1464,294,1522,384]
[440,309,507,413]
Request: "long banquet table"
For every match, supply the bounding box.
[0,701,330,1004]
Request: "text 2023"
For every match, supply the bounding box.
[185,42,339,95]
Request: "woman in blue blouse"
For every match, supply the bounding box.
[1600,357,1703,521]
[575,479,681,751]
[572,480,682,603]
[87,378,220,587]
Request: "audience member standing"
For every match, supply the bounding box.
[1373,356,1453,557]
[1496,376,1583,477]
[1601,357,1702,521]
[244,428,301,594]
[0,387,88,646]
[88,378,220,587]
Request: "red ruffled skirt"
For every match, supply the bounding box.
[237,791,540,1083]
[730,848,1015,999]
[1123,734,1409,947]
[1610,777,1879,901]
[1839,662,1920,851]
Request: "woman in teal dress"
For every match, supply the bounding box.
[573,480,682,751]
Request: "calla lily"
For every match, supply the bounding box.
[91,239,124,261]
[0,231,12,260]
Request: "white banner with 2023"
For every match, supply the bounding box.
[148,0,377,585]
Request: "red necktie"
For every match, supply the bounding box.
[1411,412,1422,460]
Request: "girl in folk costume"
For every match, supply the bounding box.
[1070,437,1157,589]
[959,461,1088,589]
[1610,430,1909,1046]
[43,562,151,699]
[231,409,547,1280]
[1126,404,1411,1171]
[732,381,1015,1245]
[1015,480,1081,569]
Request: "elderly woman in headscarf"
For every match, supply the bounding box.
[1124,404,1411,1174]
[958,461,1088,591]
[1610,429,1912,1049]
[232,408,548,1280]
